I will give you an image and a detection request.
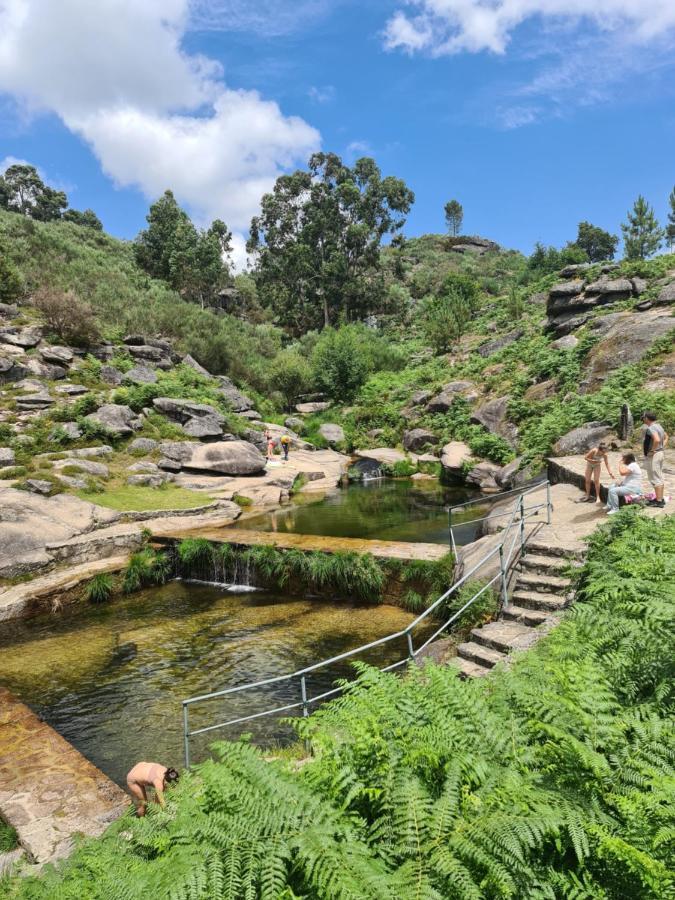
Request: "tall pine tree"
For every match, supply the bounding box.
[621,195,664,260]
[666,186,675,253]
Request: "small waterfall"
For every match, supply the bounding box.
[349,458,384,483]
[173,541,259,592]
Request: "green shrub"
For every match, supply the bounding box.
[122,549,170,594]
[84,573,114,604]
[233,494,253,507]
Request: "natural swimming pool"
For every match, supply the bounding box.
[240,478,482,546]
[0,582,425,786]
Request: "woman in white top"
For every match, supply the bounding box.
[606,452,643,514]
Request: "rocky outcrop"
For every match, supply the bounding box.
[152,397,225,426]
[0,354,27,384]
[84,404,142,437]
[402,428,437,452]
[552,422,617,456]
[354,448,407,467]
[295,401,330,414]
[0,327,43,348]
[123,365,157,385]
[182,440,266,476]
[426,381,477,413]
[39,345,73,365]
[466,461,501,493]
[319,423,345,445]
[470,397,519,448]
[546,272,651,336]
[440,441,473,482]
[218,376,254,412]
[580,309,673,393]
[0,489,119,578]
[449,236,500,255]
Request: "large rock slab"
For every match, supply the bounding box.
[152,397,225,425]
[470,397,519,448]
[39,345,73,365]
[217,376,254,412]
[319,423,345,445]
[158,441,199,462]
[123,365,157,385]
[84,404,142,437]
[476,329,524,358]
[0,354,27,384]
[440,441,473,482]
[426,381,477,413]
[656,281,675,306]
[552,422,617,456]
[403,428,437,452]
[182,440,266,476]
[182,416,224,439]
[0,327,42,348]
[581,310,674,392]
[0,489,119,578]
[354,447,408,466]
[295,401,330,414]
[466,461,502,493]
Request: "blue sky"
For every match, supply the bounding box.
[1,0,674,266]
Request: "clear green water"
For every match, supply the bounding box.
[0,583,423,786]
[241,478,480,545]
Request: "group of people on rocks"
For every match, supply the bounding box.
[266,429,292,462]
[579,412,669,514]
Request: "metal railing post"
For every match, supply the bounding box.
[406,631,415,660]
[449,507,458,559]
[519,495,525,553]
[499,544,509,609]
[300,675,309,718]
[183,702,190,769]
[546,481,552,524]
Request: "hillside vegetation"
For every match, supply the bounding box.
[4,511,673,898]
[2,208,673,477]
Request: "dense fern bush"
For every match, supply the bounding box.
[5,514,673,898]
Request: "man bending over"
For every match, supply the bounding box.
[126,761,179,817]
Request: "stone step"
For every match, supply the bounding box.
[470,620,537,654]
[519,553,573,575]
[502,605,553,627]
[515,572,571,592]
[452,656,493,678]
[512,589,569,612]
[457,641,506,669]
[525,539,585,561]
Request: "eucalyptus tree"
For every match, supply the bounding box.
[248,152,414,333]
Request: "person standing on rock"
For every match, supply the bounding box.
[126,761,179,817]
[642,412,668,508]
[578,443,615,503]
[280,434,291,461]
[265,429,275,462]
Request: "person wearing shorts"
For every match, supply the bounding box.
[642,412,668,508]
[578,443,614,504]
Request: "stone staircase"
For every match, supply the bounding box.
[455,539,584,678]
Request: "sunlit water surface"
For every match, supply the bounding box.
[0,582,424,785]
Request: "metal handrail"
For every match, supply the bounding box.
[181,481,552,766]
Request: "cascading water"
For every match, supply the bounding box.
[172,542,258,592]
[349,458,384,482]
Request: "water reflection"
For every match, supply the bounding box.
[0,582,425,786]
[241,479,482,545]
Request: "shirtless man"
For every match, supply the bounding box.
[126,761,179,817]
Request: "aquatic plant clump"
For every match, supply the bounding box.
[84,573,114,604]
[122,549,170,594]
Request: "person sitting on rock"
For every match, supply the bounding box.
[126,761,179,817]
[606,453,643,515]
[578,443,615,504]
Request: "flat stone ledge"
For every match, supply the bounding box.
[0,687,128,864]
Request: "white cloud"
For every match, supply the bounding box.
[383,0,675,56]
[0,154,30,173]
[0,0,320,266]
[346,140,372,155]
